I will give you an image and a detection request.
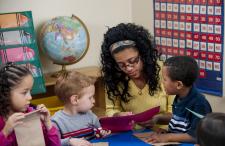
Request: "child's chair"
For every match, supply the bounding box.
[31,96,63,115]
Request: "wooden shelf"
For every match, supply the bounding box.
[44,66,101,86]
[92,107,106,118]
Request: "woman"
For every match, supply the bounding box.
[100,23,174,119]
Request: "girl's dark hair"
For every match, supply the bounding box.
[101,23,161,103]
[0,62,32,117]
[164,56,199,87]
[197,113,225,146]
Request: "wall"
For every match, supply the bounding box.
[132,0,154,34]
[0,0,132,73]
[132,0,225,112]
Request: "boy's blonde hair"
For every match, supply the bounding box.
[55,71,96,103]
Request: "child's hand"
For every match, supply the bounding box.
[37,104,52,130]
[69,137,92,146]
[97,128,111,138]
[2,113,25,136]
[145,133,169,143]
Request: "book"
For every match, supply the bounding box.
[93,142,109,146]
[99,106,160,132]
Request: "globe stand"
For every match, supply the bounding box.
[51,65,68,78]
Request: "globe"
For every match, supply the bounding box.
[40,15,89,66]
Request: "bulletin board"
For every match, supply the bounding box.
[154,0,224,96]
[0,11,46,94]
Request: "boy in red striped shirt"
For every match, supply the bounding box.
[51,71,110,146]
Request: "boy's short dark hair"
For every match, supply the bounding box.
[197,113,225,146]
[164,56,199,87]
[55,71,96,103]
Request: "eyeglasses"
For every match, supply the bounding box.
[116,56,140,70]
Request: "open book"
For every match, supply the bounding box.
[100,106,160,132]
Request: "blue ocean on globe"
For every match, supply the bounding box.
[40,16,89,65]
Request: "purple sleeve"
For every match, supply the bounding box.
[44,125,61,146]
[0,131,14,146]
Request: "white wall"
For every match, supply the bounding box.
[132,0,225,113]
[132,0,154,34]
[0,0,132,73]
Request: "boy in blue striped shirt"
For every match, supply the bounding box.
[145,56,211,143]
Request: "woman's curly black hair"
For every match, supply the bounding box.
[0,62,32,117]
[101,23,161,103]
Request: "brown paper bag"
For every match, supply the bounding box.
[14,110,46,146]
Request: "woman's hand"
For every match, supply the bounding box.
[37,104,52,130]
[69,138,92,146]
[138,114,160,128]
[2,113,25,136]
[113,111,133,117]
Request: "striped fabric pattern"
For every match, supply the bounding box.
[62,127,96,140]
[168,114,191,133]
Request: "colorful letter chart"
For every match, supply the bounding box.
[154,0,224,96]
[0,11,46,94]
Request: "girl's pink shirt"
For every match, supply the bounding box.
[0,107,61,146]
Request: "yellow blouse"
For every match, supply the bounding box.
[105,62,175,117]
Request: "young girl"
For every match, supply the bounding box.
[0,62,61,146]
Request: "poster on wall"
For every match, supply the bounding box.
[154,0,224,96]
[0,11,46,94]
